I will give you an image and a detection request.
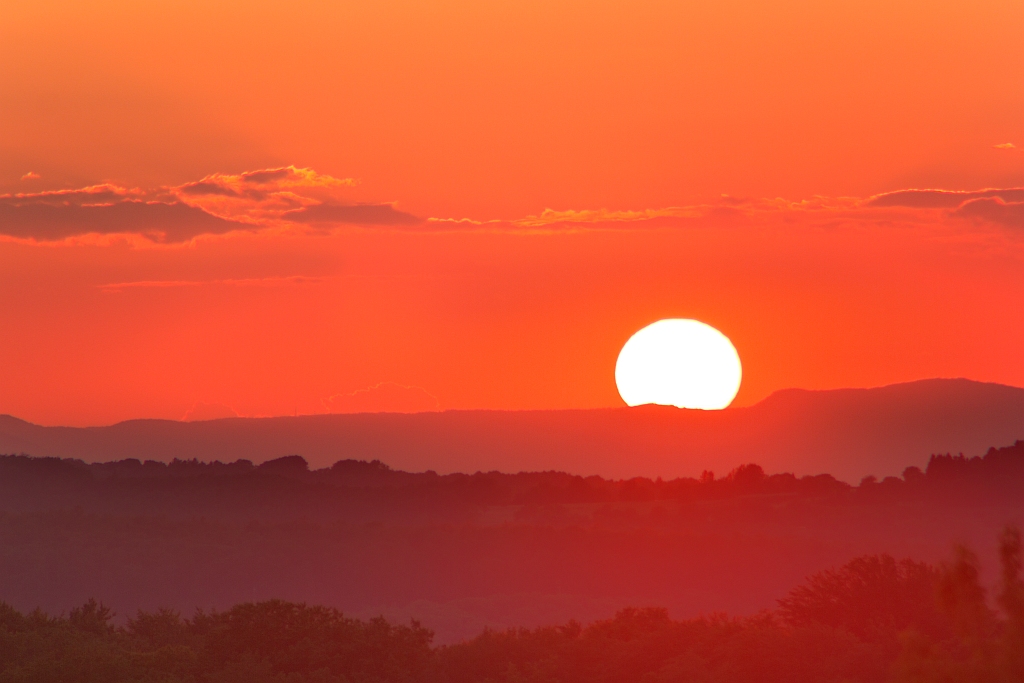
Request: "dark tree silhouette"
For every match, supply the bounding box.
[777,555,947,643]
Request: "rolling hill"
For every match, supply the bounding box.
[2,378,1022,481]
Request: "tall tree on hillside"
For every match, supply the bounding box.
[998,527,1024,681]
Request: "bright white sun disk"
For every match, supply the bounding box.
[615,319,742,410]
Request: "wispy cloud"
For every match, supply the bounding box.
[6,165,1024,244]
[864,187,1024,209]
[0,166,422,243]
[283,203,420,226]
[513,207,704,227]
[952,197,1024,229]
[858,188,1024,230]
[174,166,360,224]
[0,199,243,242]
[4,183,146,206]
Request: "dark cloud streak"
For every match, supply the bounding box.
[866,188,1024,209]
[0,166,423,241]
[0,201,244,242]
[240,168,292,184]
[952,197,1024,229]
[283,203,422,226]
[177,182,241,198]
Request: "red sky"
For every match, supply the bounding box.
[1,0,1023,426]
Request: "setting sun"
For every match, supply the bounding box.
[615,319,742,410]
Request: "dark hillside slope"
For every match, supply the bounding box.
[1,378,1022,480]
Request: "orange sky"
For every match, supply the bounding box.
[1,0,1023,426]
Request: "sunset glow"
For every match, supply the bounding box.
[0,0,1021,427]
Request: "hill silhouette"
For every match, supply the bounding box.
[1,378,1022,481]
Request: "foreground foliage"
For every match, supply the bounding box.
[1,529,1023,683]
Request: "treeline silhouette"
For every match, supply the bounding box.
[1,441,1023,643]
[2,440,1023,521]
[1,529,1022,683]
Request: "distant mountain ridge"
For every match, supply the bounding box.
[1,378,1023,481]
